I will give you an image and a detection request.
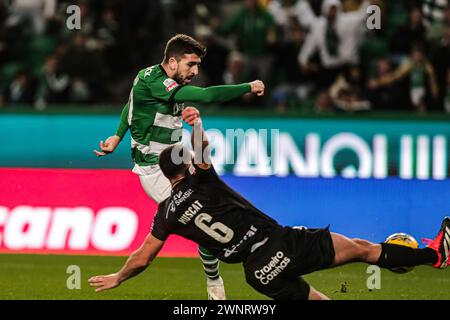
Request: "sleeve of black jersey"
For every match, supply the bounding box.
[192,163,221,183]
[151,205,170,241]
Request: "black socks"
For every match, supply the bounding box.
[376,243,438,268]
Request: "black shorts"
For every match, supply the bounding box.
[243,226,335,300]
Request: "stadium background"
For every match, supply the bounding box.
[0,0,450,299]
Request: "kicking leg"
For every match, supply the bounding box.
[198,246,226,300]
[330,233,381,266]
[330,217,450,269]
[330,232,439,269]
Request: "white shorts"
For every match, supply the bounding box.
[411,87,425,107]
[137,165,172,204]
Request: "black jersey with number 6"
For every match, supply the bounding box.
[151,164,283,263]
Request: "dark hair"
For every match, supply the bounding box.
[163,34,206,63]
[159,144,191,179]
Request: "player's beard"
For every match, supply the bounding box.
[173,73,182,84]
[173,71,192,85]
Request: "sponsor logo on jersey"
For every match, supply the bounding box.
[163,78,179,92]
[167,189,194,218]
[173,102,184,115]
[166,201,176,218]
[223,225,258,258]
[173,189,194,207]
[178,200,203,225]
[144,66,154,78]
[254,251,291,285]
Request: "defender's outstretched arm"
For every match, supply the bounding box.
[88,234,165,292]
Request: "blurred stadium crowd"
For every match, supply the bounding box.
[0,0,449,113]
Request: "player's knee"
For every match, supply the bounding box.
[352,238,373,247]
[352,239,374,261]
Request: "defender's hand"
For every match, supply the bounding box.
[249,80,265,96]
[93,135,121,157]
[88,274,121,292]
[182,107,200,126]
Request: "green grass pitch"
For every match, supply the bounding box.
[0,254,449,300]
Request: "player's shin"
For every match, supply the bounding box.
[375,243,438,269]
[198,246,226,300]
[198,246,220,280]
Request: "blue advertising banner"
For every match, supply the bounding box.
[1,114,449,180]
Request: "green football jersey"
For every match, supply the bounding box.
[127,64,184,173]
[114,64,252,175]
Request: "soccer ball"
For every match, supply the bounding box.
[385,233,419,274]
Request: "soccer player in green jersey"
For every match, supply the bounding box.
[94,34,265,300]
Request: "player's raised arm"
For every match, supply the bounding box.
[182,107,211,169]
[88,234,165,292]
[93,102,129,157]
[173,80,265,104]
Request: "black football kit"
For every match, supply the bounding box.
[151,164,335,299]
